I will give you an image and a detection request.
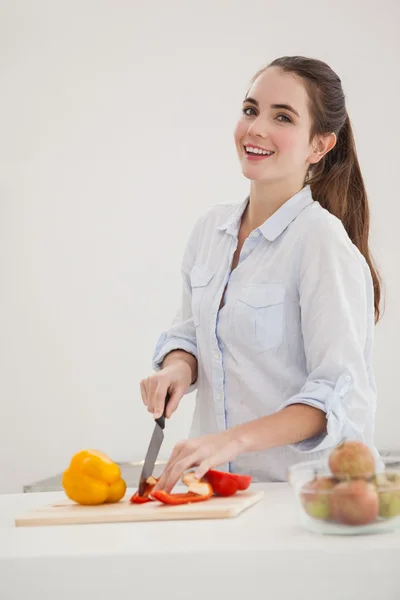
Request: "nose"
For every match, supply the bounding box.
[247,115,269,139]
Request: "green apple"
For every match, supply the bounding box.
[373,473,400,519]
[300,476,337,520]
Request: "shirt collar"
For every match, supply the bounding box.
[217,185,314,241]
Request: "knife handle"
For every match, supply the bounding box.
[155,392,171,430]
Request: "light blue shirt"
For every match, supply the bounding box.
[152,185,380,481]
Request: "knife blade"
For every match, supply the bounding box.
[138,392,170,496]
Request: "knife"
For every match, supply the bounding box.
[138,392,170,496]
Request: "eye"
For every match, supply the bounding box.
[242,106,257,116]
[276,113,292,123]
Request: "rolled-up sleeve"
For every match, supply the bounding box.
[151,219,201,394]
[279,215,377,452]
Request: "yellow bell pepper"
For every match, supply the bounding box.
[62,449,127,505]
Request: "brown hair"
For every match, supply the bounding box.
[252,56,382,323]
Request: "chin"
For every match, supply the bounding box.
[241,166,275,182]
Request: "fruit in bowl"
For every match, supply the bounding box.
[330,480,379,525]
[328,440,376,480]
[300,476,336,520]
[374,472,400,519]
[290,441,400,533]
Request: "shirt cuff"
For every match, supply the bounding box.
[152,333,198,395]
[279,372,360,453]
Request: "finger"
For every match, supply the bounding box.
[145,377,164,416]
[152,381,170,419]
[143,377,154,413]
[159,452,201,493]
[145,377,158,413]
[194,439,237,480]
[168,440,187,465]
[156,442,185,482]
[139,380,148,407]
[194,459,212,480]
[165,386,184,418]
[154,442,186,491]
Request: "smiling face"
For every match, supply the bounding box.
[234,67,319,187]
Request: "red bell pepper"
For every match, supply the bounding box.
[129,476,158,504]
[151,474,213,505]
[130,493,152,504]
[204,469,252,496]
[151,487,213,505]
[130,470,252,505]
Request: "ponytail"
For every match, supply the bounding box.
[308,115,382,323]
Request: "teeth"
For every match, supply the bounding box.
[245,146,273,155]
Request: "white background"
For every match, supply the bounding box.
[0,0,399,493]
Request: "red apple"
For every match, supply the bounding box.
[328,441,375,480]
[331,479,379,525]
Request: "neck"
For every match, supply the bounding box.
[243,177,307,233]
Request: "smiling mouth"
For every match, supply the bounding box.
[244,145,275,158]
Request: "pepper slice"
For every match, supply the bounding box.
[151,488,213,505]
[151,473,213,505]
[204,470,252,496]
[129,476,158,504]
[130,493,153,504]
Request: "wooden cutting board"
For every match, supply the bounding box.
[15,489,264,527]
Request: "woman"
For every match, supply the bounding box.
[140,56,382,493]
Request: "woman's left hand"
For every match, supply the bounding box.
[153,429,246,493]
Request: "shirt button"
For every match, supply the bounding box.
[344,375,351,382]
[251,231,260,238]
[213,351,220,360]
[216,393,222,401]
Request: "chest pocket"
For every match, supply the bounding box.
[190,265,214,327]
[235,283,285,353]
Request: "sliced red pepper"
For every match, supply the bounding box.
[232,473,252,491]
[204,470,252,496]
[151,474,213,505]
[129,476,158,504]
[151,486,213,505]
[130,492,152,504]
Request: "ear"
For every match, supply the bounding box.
[308,132,337,165]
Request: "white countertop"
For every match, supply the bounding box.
[1,483,400,600]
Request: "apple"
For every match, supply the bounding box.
[331,479,379,525]
[372,472,400,519]
[300,476,337,520]
[386,471,400,485]
[328,441,375,480]
[372,472,389,487]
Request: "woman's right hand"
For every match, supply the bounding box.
[140,360,194,420]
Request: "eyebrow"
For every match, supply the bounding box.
[244,97,300,118]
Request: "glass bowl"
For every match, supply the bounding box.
[288,455,400,535]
